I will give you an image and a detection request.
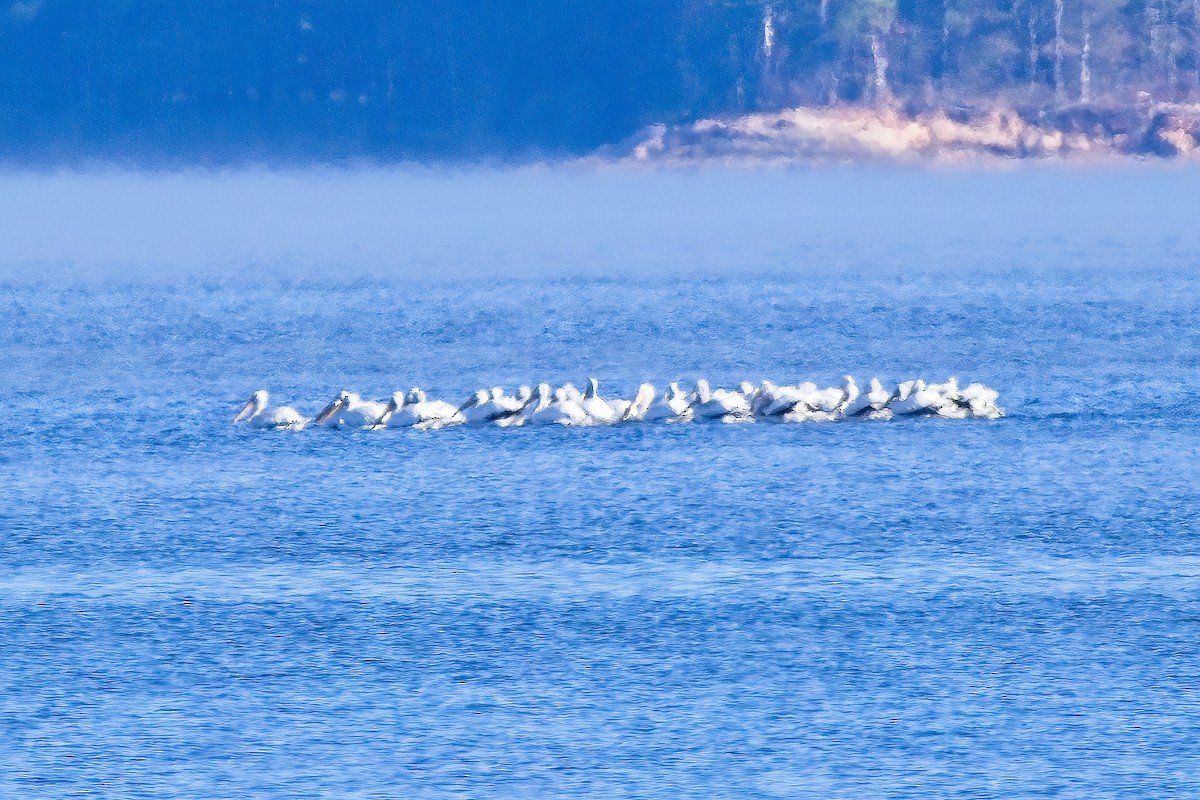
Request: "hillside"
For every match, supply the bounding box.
[2,1,1199,163]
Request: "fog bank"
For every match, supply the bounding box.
[1,166,1197,280]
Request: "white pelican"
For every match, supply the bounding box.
[605,383,644,421]
[457,389,492,423]
[737,380,759,408]
[622,383,657,421]
[459,387,530,424]
[494,386,534,428]
[770,376,856,422]
[755,380,809,418]
[960,382,1004,418]
[581,378,619,425]
[843,377,892,418]
[691,379,752,421]
[924,378,969,418]
[526,383,589,425]
[313,391,388,428]
[558,383,585,405]
[458,389,502,424]
[836,376,859,414]
[517,383,551,425]
[808,376,857,414]
[380,389,464,428]
[233,390,305,429]
[771,382,828,422]
[642,382,693,422]
[927,377,960,400]
[494,386,532,421]
[516,383,551,425]
[890,380,949,416]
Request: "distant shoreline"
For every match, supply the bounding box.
[609,103,1200,166]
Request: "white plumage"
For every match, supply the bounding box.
[237,376,1003,431]
[233,390,306,429]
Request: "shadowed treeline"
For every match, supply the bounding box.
[2,0,1199,164]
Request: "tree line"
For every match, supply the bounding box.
[0,0,1196,162]
[748,0,1200,109]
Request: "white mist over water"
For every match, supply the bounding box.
[0,165,1197,279]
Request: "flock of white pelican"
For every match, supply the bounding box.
[233,376,1003,430]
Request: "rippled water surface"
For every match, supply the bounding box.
[3,267,1200,798]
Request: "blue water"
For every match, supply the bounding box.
[3,267,1200,798]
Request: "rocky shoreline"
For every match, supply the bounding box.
[617,103,1200,165]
